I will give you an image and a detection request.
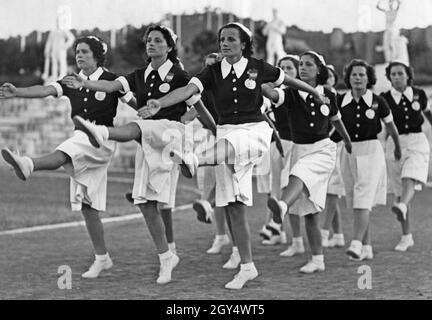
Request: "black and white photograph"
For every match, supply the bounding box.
[1,0,432,304]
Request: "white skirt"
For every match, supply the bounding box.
[131,119,188,209]
[327,141,346,197]
[215,121,273,207]
[289,138,337,216]
[56,130,116,212]
[341,139,387,210]
[255,140,293,196]
[386,132,430,197]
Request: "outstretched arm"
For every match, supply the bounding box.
[0,83,57,99]
[261,83,280,103]
[62,73,123,93]
[282,74,329,105]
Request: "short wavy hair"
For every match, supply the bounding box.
[385,61,414,86]
[143,24,178,63]
[218,23,253,58]
[74,36,107,67]
[299,51,329,85]
[343,59,377,89]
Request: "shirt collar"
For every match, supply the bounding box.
[79,67,104,80]
[299,85,324,101]
[221,57,248,79]
[390,86,413,104]
[144,59,174,82]
[341,89,373,108]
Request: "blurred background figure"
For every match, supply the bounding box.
[263,8,287,66]
[42,5,75,83]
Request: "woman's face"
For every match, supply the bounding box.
[299,55,319,84]
[146,30,172,59]
[279,59,297,78]
[389,65,409,90]
[75,43,97,70]
[349,66,368,91]
[219,28,245,59]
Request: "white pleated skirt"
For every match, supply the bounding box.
[56,130,116,212]
[386,132,430,197]
[341,139,387,210]
[289,138,336,216]
[214,121,273,207]
[327,141,346,197]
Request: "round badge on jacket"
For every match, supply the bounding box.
[159,83,170,93]
[95,91,106,101]
[411,101,420,111]
[365,108,375,119]
[245,79,256,90]
[320,104,330,116]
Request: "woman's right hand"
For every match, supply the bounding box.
[61,72,85,89]
[0,83,17,98]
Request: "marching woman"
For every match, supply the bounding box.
[335,59,401,260]
[258,55,305,256]
[381,60,432,251]
[263,51,352,273]
[321,64,346,248]
[62,25,198,284]
[0,36,135,278]
[140,23,329,289]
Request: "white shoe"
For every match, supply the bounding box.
[193,200,213,224]
[262,235,284,246]
[156,254,180,284]
[1,148,33,181]
[299,260,325,273]
[206,236,230,254]
[280,244,305,257]
[222,250,241,269]
[346,241,362,259]
[82,257,113,278]
[259,225,272,240]
[224,267,258,290]
[267,196,287,224]
[391,202,408,222]
[395,236,414,252]
[349,246,373,261]
[73,115,107,148]
[327,236,345,248]
[322,236,330,248]
[169,149,198,178]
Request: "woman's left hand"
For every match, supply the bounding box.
[137,99,161,119]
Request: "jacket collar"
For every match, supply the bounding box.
[390,86,413,104]
[221,56,248,79]
[144,59,174,82]
[341,89,373,108]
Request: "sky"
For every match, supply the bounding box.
[0,0,431,38]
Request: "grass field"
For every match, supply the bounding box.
[0,167,432,300]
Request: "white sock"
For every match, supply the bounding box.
[333,233,344,240]
[95,253,109,261]
[216,234,228,241]
[312,255,324,263]
[168,242,176,251]
[232,246,239,254]
[158,250,173,261]
[240,262,255,271]
[351,240,362,249]
[24,156,34,173]
[279,201,288,215]
[321,229,330,240]
[293,237,303,246]
[402,234,412,241]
